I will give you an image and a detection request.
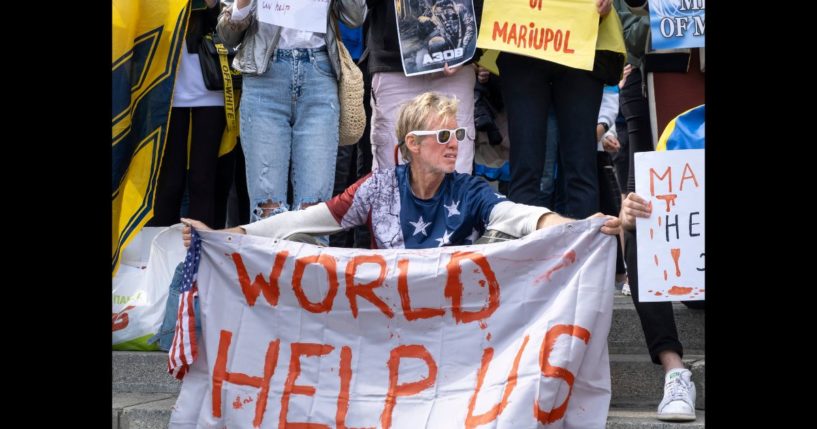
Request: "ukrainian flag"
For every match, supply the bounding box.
[656,104,705,151]
[112,0,190,275]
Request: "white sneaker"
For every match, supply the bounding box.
[657,368,696,421]
[621,283,631,296]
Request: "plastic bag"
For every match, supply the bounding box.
[112,224,186,350]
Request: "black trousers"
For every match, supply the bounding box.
[624,229,704,364]
[150,106,226,226]
[619,68,653,194]
[497,52,603,218]
[598,152,626,275]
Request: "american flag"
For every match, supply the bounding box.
[167,228,202,380]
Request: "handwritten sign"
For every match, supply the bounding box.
[477,0,598,71]
[648,0,705,50]
[635,149,704,302]
[171,220,616,427]
[258,0,330,34]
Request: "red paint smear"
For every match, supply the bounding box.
[663,270,668,281]
[534,250,577,283]
[654,255,659,266]
[486,333,492,341]
[654,292,663,296]
[658,216,662,227]
[478,279,486,288]
[479,320,487,330]
[670,248,681,277]
[232,395,243,409]
[655,194,678,212]
[668,286,693,295]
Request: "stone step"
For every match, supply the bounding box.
[112,392,705,429]
[607,406,705,428]
[609,295,704,355]
[609,354,705,410]
[113,351,181,394]
[112,352,704,409]
[112,392,176,429]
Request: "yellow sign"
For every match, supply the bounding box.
[477,0,599,71]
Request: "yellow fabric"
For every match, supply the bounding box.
[218,92,240,157]
[112,0,189,275]
[596,7,626,54]
[477,49,500,76]
[477,0,599,71]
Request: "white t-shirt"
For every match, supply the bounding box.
[172,42,225,108]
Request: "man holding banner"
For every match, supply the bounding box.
[181,92,621,249]
[170,92,623,428]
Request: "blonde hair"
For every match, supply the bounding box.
[396,92,459,162]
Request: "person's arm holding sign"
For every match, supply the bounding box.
[597,0,612,15]
[620,192,652,231]
[217,0,253,48]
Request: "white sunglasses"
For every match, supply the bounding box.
[408,127,467,144]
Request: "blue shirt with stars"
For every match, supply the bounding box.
[396,165,506,248]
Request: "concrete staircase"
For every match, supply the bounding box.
[112,295,704,428]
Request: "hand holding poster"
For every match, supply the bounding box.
[394,0,478,76]
[476,0,599,71]
[634,149,704,302]
[170,219,616,428]
[258,0,331,33]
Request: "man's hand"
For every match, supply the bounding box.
[620,192,652,231]
[588,213,621,236]
[180,218,212,248]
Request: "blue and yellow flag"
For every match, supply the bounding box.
[656,104,704,151]
[112,0,190,275]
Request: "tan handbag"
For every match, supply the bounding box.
[332,12,365,146]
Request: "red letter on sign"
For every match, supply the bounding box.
[465,336,530,428]
[345,255,393,318]
[279,342,335,428]
[231,250,288,307]
[534,324,591,424]
[398,259,444,321]
[292,254,340,313]
[212,330,280,428]
[445,252,500,324]
[380,345,438,429]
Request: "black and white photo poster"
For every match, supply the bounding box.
[394,0,478,76]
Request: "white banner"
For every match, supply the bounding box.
[635,149,705,302]
[257,0,331,33]
[175,219,615,428]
